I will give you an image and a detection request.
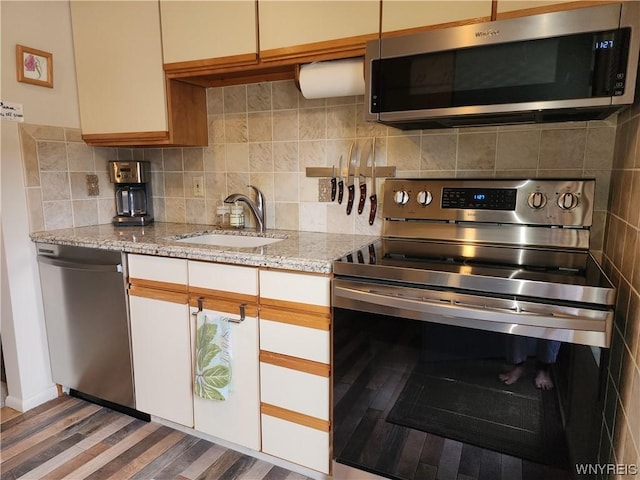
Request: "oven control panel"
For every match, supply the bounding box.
[384,178,595,227]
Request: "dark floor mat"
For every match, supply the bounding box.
[386,359,569,468]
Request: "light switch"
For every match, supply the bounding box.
[193,176,204,197]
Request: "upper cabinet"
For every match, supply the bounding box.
[495,0,579,18]
[70,1,207,147]
[381,0,492,33]
[160,0,258,68]
[258,0,380,62]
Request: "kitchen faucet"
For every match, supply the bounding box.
[224,185,266,233]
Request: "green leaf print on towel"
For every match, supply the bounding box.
[194,314,232,400]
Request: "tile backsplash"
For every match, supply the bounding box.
[599,100,640,475]
[22,79,615,250]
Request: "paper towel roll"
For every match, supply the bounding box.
[298,58,365,99]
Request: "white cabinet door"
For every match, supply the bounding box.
[192,306,261,450]
[258,0,379,53]
[160,0,258,64]
[496,1,576,15]
[129,293,192,427]
[381,0,492,33]
[69,0,168,136]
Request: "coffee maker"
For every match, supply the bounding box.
[109,161,153,226]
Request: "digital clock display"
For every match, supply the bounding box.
[442,188,517,210]
[595,40,614,50]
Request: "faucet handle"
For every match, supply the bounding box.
[247,185,264,207]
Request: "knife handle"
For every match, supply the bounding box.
[368,243,377,264]
[369,194,377,225]
[330,177,337,202]
[357,182,367,214]
[337,180,344,204]
[346,184,355,215]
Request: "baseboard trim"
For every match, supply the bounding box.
[4,384,58,412]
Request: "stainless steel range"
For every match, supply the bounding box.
[332,178,615,480]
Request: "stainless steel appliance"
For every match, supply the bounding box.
[109,161,153,226]
[332,178,615,479]
[365,2,639,129]
[36,244,138,413]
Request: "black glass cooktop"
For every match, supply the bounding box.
[334,239,615,306]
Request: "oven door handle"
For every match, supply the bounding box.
[333,281,611,333]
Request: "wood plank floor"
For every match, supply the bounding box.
[0,395,314,480]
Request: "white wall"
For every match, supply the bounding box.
[1,0,81,410]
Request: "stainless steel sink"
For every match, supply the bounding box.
[174,233,284,248]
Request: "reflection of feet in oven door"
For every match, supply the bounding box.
[534,369,554,390]
[499,364,525,385]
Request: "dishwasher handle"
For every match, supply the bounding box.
[38,255,123,273]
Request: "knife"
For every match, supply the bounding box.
[369,137,378,225]
[346,142,357,215]
[330,164,337,202]
[357,141,371,215]
[337,154,344,204]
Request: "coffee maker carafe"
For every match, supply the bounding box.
[109,161,153,226]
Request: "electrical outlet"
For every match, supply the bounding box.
[193,176,204,197]
[86,174,99,196]
[318,178,332,202]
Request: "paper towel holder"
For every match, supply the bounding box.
[295,58,365,99]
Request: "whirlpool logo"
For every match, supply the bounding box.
[475,29,499,38]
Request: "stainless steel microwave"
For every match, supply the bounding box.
[365,2,640,129]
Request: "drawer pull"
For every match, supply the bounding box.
[192,297,246,323]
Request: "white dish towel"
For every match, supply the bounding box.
[194,311,232,401]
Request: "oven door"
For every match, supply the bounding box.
[334,279,613,348]
[332,278,608,480]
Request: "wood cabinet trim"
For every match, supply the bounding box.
[261,403,330,432]
[188,286,258,306]
[129,277,188,293]
[81,131,170,147]
[260,304,330,331]
[129,285,189,304]
[166,78,208,146]
[260,351,330,377]
[259,33,376,63]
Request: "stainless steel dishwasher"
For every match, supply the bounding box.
[36,243,136,410]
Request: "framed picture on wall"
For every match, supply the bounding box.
[16,45,53,88]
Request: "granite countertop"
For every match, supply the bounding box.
[30,223,379,274]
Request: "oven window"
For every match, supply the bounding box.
[332,308,604,480]
[372,29,629,113]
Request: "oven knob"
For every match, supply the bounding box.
[393,190,410,206]
[527,192,547,209]
[416,190,433,207]
[557,192,579,210]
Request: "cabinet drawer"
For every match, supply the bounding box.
[260,319,330,364]
[261,414,330,474]
[260,362,329,420]
[128,254,187,286]
[259,270,330,306]
[188,261,258,297]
